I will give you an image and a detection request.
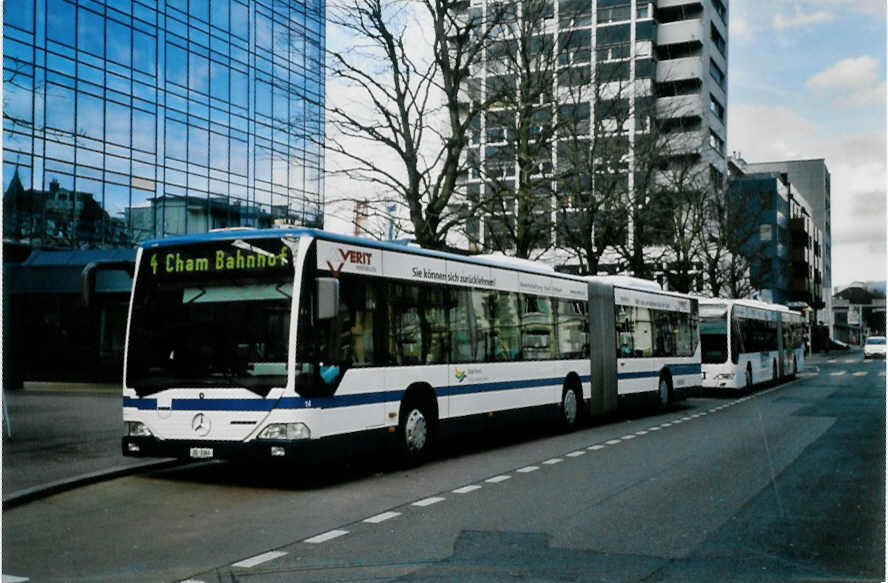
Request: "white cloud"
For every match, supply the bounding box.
[728,104,887,286]
[773,8,834,29]
[806,55,881,92]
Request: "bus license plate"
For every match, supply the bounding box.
[190,447,213,459]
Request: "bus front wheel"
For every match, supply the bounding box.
[397,398,435,467]
[657,375,671,410]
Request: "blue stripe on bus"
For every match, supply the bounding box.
[122,370,669,412]
[617,363,702,380]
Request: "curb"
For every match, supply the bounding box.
[2,459,182,510]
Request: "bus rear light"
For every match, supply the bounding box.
[126,421,153,437]
[258,422,311,441]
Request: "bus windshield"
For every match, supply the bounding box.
[700,304,728,364]
[126,238,295,396]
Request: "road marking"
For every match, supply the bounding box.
[605,439,622,445]
[486,475,511,483]
[659,423,672,428]
[543,458,564,465]
[566,450,585,457]
[830,371,847,376]
[620,435,636,440]
[413,496,446,506]
[364,511,401,524]
[852,372,868,377]
[648,426,661,431]
[452,484,482,493]
[635,430,648,435]
[517,466,540,473]
[588,444,605,450]
[844,359,856,364]
[827,359,838,363]
[2,576,30,583]
[178,580,204,583]
[233,551,288,567]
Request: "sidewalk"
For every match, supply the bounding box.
[2,383,176,508]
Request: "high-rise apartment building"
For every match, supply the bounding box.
[3,0,325,251]
[746,159,832,328]
[453,0,729,274]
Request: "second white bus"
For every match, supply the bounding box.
[700,298,805,390]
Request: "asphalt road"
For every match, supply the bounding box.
[2,355,884,582]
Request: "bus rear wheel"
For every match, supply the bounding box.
[560,386,581,430]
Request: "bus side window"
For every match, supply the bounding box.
[493,291,521,361]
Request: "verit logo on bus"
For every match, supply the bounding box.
[326,248,374,277]
[149,246,290,275]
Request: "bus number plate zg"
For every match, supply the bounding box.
[190,447,213,459]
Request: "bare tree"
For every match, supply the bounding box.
[325,0,503,249]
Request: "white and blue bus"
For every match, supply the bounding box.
[118,229,700,465]
[699,298,804,390]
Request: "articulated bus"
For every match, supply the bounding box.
[699,298,805,390]
[119,228,700,465]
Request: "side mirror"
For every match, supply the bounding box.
[316,277,340,320]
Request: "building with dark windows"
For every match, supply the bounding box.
[728,166,824,312]
[745,159,832,333]
[450,0,729,276]
[3,0,325,385]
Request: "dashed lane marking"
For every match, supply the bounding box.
[605,439,622,445]
[452,485,482,494]
[517,466,540,473]
[542,458,564,465]
[233,551,288,567]
[486,475,511,483]
[852,372,868,377]
[620,435,636,440]
[2,576,30,583]
[588,445,605,450]
[635,430,649,435]
[412,496,446,506]
[844,359,856,364]
[830,371,847,376]
[648,426,661,431]
[178,580,204,583]
[566,451,586,457]
[304,530,349,544]
[364,511,401,524]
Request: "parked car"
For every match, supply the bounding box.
[863,336,886,359]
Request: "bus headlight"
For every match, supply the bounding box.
[715,373,735,380]
[258,423,311,441]
[126,421,153,437]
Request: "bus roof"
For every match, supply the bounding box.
[139,228,580,281]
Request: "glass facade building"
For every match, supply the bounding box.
[3,0,325,250]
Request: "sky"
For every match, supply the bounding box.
[726,0,887,289]
[325,1,888,290]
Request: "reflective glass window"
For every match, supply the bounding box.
[132,109,156,153]
[190,0,209,22]
[210,1,229,29]
[47,0,75,45]
[255,80,272,117]
[133,31,157,75]
[5,0,35,31]
[256,12,272,50]
[106,101,132,147]
[230,138,247,175]
[78,8,105,57]
[210,132,228,171]
[76,92,104,140]
[231,2,248,39]
[165,119,188,160]
[189,52,209,93]
[188,125,209,166]
[230,69,248,107]
[107,19,132,66]
[210,60,229,101]
[166,42,188,86]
